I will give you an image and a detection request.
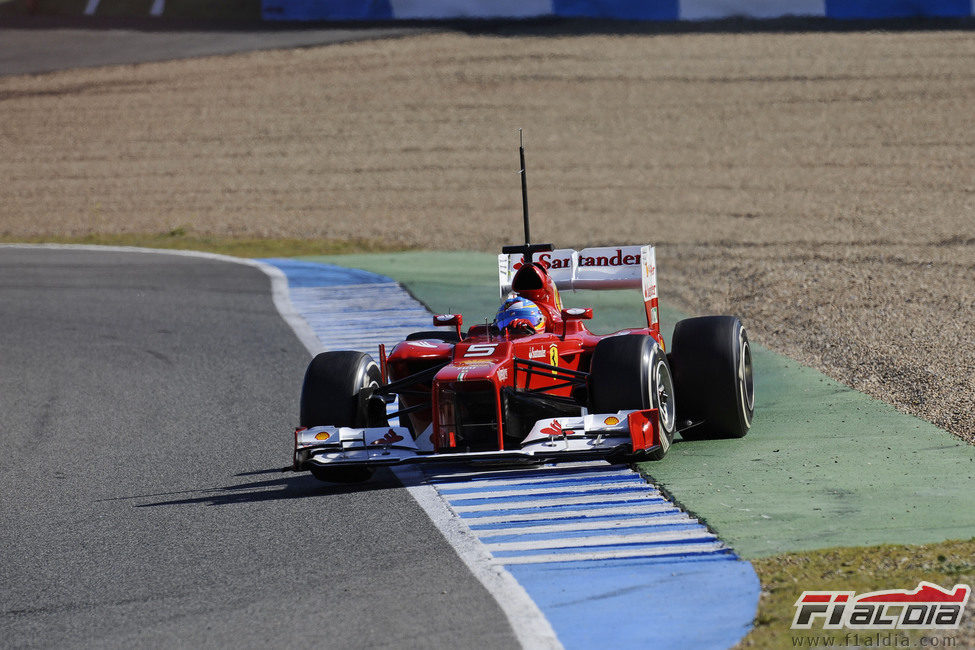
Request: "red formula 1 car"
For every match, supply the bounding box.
[292,237,754,483]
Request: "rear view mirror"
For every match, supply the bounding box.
[560,307,593,321]
[433,314,463,338]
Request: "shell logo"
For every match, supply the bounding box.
[604,416,620,426]
[540,420,564,436]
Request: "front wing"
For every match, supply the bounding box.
[293,409,666,470]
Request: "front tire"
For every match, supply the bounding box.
[300,351,381,483]
[589,335,676,460]
[669,316,754,440]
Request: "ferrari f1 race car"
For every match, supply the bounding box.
[291,238,754,482]
[292,143,754,483]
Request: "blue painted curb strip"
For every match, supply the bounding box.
[262,0,975,21]
[261,257,760,649]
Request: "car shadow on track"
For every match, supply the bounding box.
[122,468,405,507]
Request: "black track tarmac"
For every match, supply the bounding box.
[0,16,432,75]
[0,247,516,648]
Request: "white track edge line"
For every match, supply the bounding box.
[5,244,562,650]
[395,466,562,650]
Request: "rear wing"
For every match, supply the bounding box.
[499,245,660,331]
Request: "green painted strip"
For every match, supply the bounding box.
[302,252,975,558]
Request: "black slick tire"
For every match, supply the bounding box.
[669,316,754,440]
[589,335,676,461]
[300,351,381,483]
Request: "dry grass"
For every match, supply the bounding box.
[1,29,973,439]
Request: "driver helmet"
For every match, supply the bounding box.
[494,297,546,334]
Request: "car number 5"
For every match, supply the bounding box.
[465,344,498,357]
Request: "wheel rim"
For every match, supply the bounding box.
[738,332,754,427]
[358,361,380,392]
[354,360,381,426]
[652,358,676,434]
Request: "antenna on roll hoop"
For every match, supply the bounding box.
[502,129,553,264]
[519,129,531,245]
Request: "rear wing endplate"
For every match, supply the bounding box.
[499,245,659,331]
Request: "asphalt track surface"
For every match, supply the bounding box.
[0,247,518,648]
[0,16,431,75]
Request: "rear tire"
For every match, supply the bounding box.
[589,335,676,461]
[669,316,754,440]
[300,351,381,483]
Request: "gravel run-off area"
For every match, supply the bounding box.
[1,28,973,441]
